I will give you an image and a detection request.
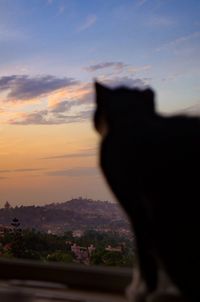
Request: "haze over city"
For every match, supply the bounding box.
[0,0,199,205]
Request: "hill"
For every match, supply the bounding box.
[0,198,131,235]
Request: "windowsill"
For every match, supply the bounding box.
[0,258,132,299]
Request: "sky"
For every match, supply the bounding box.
[0,0,200,206]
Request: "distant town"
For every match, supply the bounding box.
[0,198,135,267]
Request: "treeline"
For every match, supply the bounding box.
[0,229,135,267]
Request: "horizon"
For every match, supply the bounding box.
[0,0,200,205]
[0,196,116,209]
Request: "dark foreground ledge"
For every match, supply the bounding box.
[0,258,132,294]
[0,259,188,302]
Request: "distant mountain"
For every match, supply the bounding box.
[0,198,131,234]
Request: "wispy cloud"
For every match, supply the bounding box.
[2,74,151,125]
[45,82,92,109]
[47,167,98,177]
[0,75,78,102]
[156,31,200,52]
[77,15,97,32]
[13,168,45,172]
[9,110,49,125]
[0,170,11,173]
[0,168,44,173]
[98,76,150,88]
[0,79,93,125]
[48,96,92,115]
[9,108,93,125]
[41,148,96,160]
[85,62,151,77]
[85,61,127,72]
[128,65,151,74]
[50,100,75,113]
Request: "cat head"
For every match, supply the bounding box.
[94,81,156,135]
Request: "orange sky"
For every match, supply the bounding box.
[0,121,113,206]
[0,83,114,206]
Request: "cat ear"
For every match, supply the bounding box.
[95,82,111,105]
[143,88,155,112]
[95,82,111,95]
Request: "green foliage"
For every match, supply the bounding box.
[46,251,73,263]
[73,230,133,249]
[0,228,135,267]
[90,249,105,265]
[91,249,135,267]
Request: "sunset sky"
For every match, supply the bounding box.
[0,0,200,206]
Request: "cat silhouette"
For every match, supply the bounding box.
[94,81,200,302]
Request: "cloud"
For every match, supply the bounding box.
[85,62,151,77]
[50,100,75,113]
[13,168,45,172]
[48,95,93,114]
[0,75,78,101]
[85,62,127,72]
[128,65,151,74]
[9,110,49,125]
[52,108,92,124]
[5,80,94,125]
[42,148,96,160]
[99,76,150,88]
[2,73,152,126]
[77,15,97,32]
[46,81,92,110]
[3,75,150,125]
[161,71,183,82]
[0,170,10,173]
[156,31,200,52]
[0,168,44,173]
[47,167,98,177]
[9,108,93,125]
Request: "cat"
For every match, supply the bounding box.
[94,81,200,302]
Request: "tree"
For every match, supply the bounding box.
[46,251,73,263]
[10,218,24,258]
[4,201,11,209]
[11,217,20,227]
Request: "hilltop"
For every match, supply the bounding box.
[0,198,131,235]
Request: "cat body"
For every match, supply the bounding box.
[94,82,200,302]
